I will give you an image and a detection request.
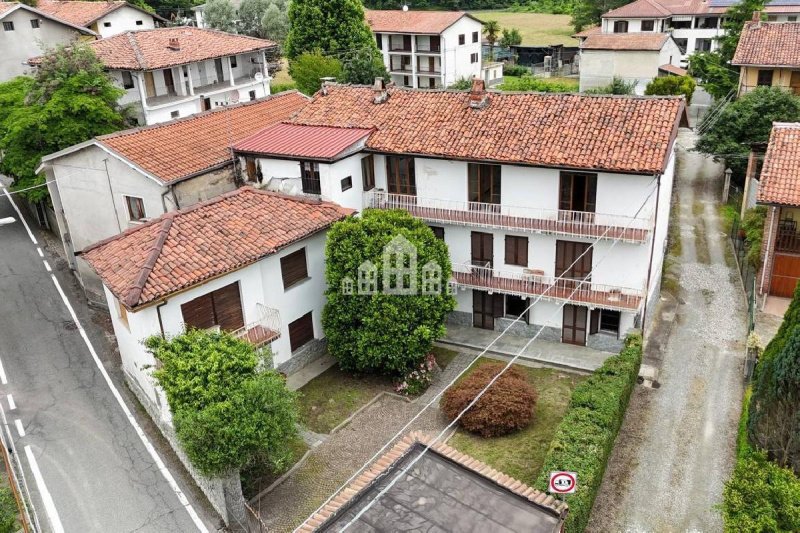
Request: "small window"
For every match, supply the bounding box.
[641,19,654,31]
[472,31,479,43]
[458,33,465,45]
[30,19,40,29]
[361,155,375,191]
[281,248,309,289]
[288,312,314,352]
[230,55,237,68]
[789,16,798,22]
[504,235,528,266]
[599,310,621,335]
[429,226,445,240]
[248,90,256,100]
[135,20,143,25]
[121,71,134,89]
[170,110,180,118]
[505,295,528,320]
[470,53,479,64]
[124,196,146,221]
[757,69,774,86]
[613,20,628,33]
[103,21,111,27]
[376,33,382,50]
[3,21,14,31]
[117,299,129,330]
[300,161,321,194]
[767,15,777,21]
[695,38,712,52]
[341,176,352,192]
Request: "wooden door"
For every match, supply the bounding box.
[163,68,175,95]
[562,304,587,345]
[555,240,592,280]
[288,312,314,351]
[144,71,156,98]
[245,157,257,182]
[430,35,440,51]
[791,71,800,95]
[472,291,503,330]
[559,172,597,220]
[215,58,225,83]
[201,97,211,111]
[428,57,435,73]
[471,231,493,268]
[770,254,800,297]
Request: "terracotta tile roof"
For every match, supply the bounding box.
[659,63,688,75]
[0,3,15,15]
[297,432,568,532]
[97,92,308,183]
[35,0,162,26]
[732,21,800,66]
[757,123,800,206]
[581,32,671,50]
[604,0,713,17]
[364,9,479,34]
[234,123,373,161]
[0,1,97,32]
[87,26,276,70]
[573,26,601,38]
[290,84,685,174]
[81,187,353,309]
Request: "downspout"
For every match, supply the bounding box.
[759,206,777,297]
[156,300,168,338]
[103,158,123,233]
[641,172,662,337]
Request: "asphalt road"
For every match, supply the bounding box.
[0,187,213,532]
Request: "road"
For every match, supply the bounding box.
[0,186,214,532]
[588,130,746,531]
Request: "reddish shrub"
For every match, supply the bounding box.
[441,363,537,437]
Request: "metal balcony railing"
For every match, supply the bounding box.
[365,190,653,244]
[232,304,281,347]
[451,262,644,312]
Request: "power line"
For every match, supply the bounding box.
[1,179,56,196]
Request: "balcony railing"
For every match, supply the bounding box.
[365,190,653,244]
[451,262,644,312]
[232,304,281,347]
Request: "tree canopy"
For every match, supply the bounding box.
[289,52,343,95]
[285,0,377,60]
[260,0,289,42]
[644,75,696,104]
[570,0,628,32]
[203,0,237,33]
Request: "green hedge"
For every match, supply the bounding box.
[535,333,643,532]
[498,76,579,93]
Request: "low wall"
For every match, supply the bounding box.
[276,338,327,376]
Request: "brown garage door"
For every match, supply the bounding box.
[770,253,800,297]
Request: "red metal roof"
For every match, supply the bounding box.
[234,123,373,161]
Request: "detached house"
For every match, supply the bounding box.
[732,18,800,96]
[34,0,165,37]
[38,91,308,304]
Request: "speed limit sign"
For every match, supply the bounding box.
[548,471,577,494]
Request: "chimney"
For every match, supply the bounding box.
[468,78,488,109]
[168,37,180,51]
[373,77,388,104]
[752,10,762,22]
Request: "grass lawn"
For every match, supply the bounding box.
[470,11,576,46]
[271,58,295,89]
[240,436,309,500]
[446,359,587,486]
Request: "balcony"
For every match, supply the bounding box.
[451,263,644,312]
[365,191,653,244]
[232,304,281,347]
[144,75,264,109]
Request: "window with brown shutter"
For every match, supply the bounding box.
[288,312,314,351]
[361,155,375,191]
[180,282,244,331]
[555,240,592,280]
[505,235,528,266]
[281,248,308,289]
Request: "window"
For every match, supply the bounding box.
[669,19,691,29]
[673,38,688,54]
[249,90,256,100]
[641,19,654,31]
[280,248,309,289]
[124,196,146,221]
[458,33,465,45]
[468,163,501,204]
[103,21,111,27]
[30,19,40,29]
[300,161,321,194]
[695,38,712,52]
[376,33,382,50]
[386,155,416,195]
[696,16,719,28]
[361,155,375,191]
[341,176,352,192]
[117,299,129,330]
[559,171,597,214]
[170,110,180,118]
[591,309,621,336]
[3,21,13,31]
[767,15,777,21]
[288,312,314,351]
[505,295,529,320]
[472,31,479,43]
[789,16,798,22]
[230,55,237,68]
[613,20,628,33]
[504,235,528,266]
[121,71,134,89]
[430,226,445,240]
[757,69,774,86]
[135,19,143,25]
[470,53,479,64]
[181,282,244,331]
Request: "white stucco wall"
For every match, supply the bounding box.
[441,16,482,86]
[93,6,156,38]
[579,48,661,94]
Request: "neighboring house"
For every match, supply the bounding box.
[578,32,684,93]
[38,91,309,303]
[233,80,687,351]
[757,122,800,299]
[298,432,568,532]
[0,2,95,82]
[191,0,243,28]
[365,9,483,89]
[35,0,165,37]
[80,187,353,418]
[732,19,800,96]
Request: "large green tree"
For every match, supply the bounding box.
[340,50,388,86]
[260,0,289,42]
[289,52,343,95]
[284,0,376,60]
[570,0,628,32]
[322,209,456,375]
[203,0,237,33]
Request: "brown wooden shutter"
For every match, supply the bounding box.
[212,282,244,331]
[181,293,215,330]
[288,312,314,351]
[519,237,528,266]
[281,248,308,289]
[505,236,528,266]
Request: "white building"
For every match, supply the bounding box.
[365,9,483,89]
[0,2,96,82]
[232,80,687,351]
[80,187,353,417]
[37,91,309,303]
[191,0,243,29]
[35,0,164,37]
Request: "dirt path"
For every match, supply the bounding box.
[588,130,746,532]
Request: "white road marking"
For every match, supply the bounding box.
[0,186,208,532]
[43,260,51,273]
[14,419,25,438]
[36,248,43,258]
[7,395,15,411]
[0,405,41,532]
[0,357,7,385]
[24,446,64,533]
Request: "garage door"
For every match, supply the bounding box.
[770,254,800,297]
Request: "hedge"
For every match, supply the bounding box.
[535,333,643,532]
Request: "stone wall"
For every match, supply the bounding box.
[276,339,328,376]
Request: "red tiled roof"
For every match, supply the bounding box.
[98,92,308,183]
[87,26,275,70]
[290,84,685,174]
[757,123,800,206]
[81,187,353,309]
[364,9,479,34]
[35,0,162,26]
[0,3,15,15]
[573,26,601,38]
[581,32,671,50]
[732,21,800,66]
[658,63,688,76]
[604,0,712,17]
[234,123,373,161]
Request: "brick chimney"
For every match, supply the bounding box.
[168,37,180,51]
[752,10,762,22]
[373,77,389,104]
[468,78,489,109]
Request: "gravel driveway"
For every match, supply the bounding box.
[588,130,746,532]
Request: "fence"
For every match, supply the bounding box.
[729,215,758,380]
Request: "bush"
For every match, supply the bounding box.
[535,333,643,533]
[499,76,578,93]
[271,82,297,93]
[644,75,696,104]
[288,52,342,96]
[503,64,530,77]
[442,362,537,437]
[448,77,473,90]
[0,487,16,533]
[395,353,439,396]
[584,76,637,95]
[741,206,766,269]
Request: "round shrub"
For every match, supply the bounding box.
[441,363,537,437]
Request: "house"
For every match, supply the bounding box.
[297,432,568,532]
[578,32,684,93]
[191,0,243,28]
[365,9,484,89]
[233,80,687,351]
[756,123,800,299]
[34,0,165,37]
[0,2,97,82]
[30,27,278,125]
[732,18,800,96]
[80,187,353,418]
[38,91,309,304]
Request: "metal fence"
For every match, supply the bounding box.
[730,216,759,380]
